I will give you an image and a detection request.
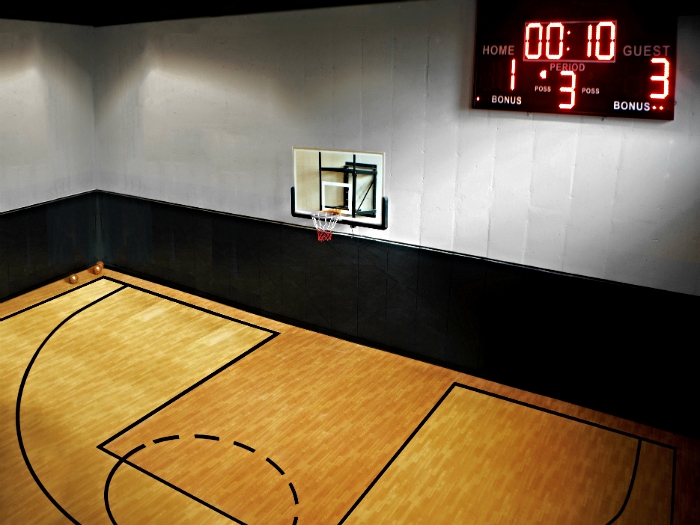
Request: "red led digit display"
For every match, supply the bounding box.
[546,23,564,59]
[559,71,576,109]
[523,21,616,62]
[650,58,670,99]
[473,0,677,119]
[525,23,543,59]
[596,22,616,60]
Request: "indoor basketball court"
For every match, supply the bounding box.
[0,268,685,524]
[1,0,700,524]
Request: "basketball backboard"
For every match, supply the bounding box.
[291,147,387,229]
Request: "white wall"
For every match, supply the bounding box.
[92,2,700,295]
[0,20,96,212]
[4,3,700,295]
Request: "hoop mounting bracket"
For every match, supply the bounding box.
[291,187,388,230]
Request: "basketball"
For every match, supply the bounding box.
[68,274,78,284]
[93,264,103,275]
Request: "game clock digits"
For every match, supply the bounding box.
[472,0,677,119]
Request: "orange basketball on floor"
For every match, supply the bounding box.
[93,264,103,275]
[68,274,78,284]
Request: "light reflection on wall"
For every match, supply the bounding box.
[0,56,51,210]
[0,22,96,212]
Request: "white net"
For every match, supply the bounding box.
[312,211,341,241]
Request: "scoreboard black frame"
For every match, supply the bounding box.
[472,0,677,120]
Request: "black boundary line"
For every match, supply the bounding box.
[153,435,179,444]
[88,277,284,519]
[12,274,278,524]
[452,382,675,449]
[102,444,247,525]
[194,434,220,441]
[234,441,256,453]
[1,276,106,322]
[15,285,127,525]
[101,275,277,334]
[102,433,298,523]
[293,517,298,525]
[606,440,642,525]
[10,272,674,524]
[87,277,289,519]
[95,276,279,450]
[103,264,485,380]
[336,383,456,525]
[105,264,700,441]
[96,331,277,450]
[0,264,101,306]
[267,457,285,475]
[104,444,146,525]
[337,382,677,525]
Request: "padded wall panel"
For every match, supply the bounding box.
[327,236,359,337]
[0,214,7,300]
[385,243,420,353]
[99,192,153,272]
[415,250,452,362]
[210,213,235,301]
[193,212,214,296]
[279,226,308,322]
[357,239,388,345]
[231,219,262,311]
[258,221,284,316]
[6,206,50,295]
[445,255,485,370]
[8,191,695,439]
[0,193,97,301]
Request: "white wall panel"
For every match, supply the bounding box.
[360,12,394,153]
[385,3,429,245]
[487,115,534,262]
[420,2,461,249]
[454,113,495,256]
[0,21,95,212]
[330,13,363,151]
[562,122,622,278]
[87,3,700,295]
[524,207,568,271]
[93,27,147,198]
[523,117,579,271]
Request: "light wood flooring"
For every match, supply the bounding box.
[0,269,698,524]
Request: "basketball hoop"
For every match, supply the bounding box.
[312,210,341,241]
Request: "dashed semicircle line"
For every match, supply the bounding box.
[103,433,299,525]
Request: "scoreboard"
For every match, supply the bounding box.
[472,0,677,119]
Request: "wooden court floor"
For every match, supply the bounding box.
[1,269,698,524]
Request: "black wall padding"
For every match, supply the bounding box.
[0,193,97,299]
[2,191,698,440]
